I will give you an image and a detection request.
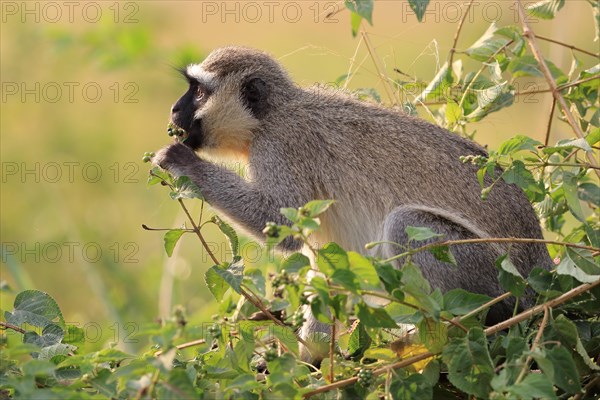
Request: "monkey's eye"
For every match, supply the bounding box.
[195,86,205,101]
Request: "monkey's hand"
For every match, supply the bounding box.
[152,142,202,178]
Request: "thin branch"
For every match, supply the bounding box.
[544,97,557,146]
[141,224,193,232]
[0,321,26,334]
[177,198,219,265]
[361,31,398,105]
[447,0,476,69]
[155,338,206,356]
[515,0,600,179]
[515,306,549,384]
[485,278,600,336]
[535,34,599,58]
[383,237,600,264]
[329,317,336,384]
[456,292,513,322]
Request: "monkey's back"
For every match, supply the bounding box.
[257,87,552,274]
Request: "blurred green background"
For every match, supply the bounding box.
[0,1,593,351]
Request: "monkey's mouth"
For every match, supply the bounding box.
[168,120,203,151]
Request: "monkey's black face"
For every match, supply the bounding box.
[170,73,212,151]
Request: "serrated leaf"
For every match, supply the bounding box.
[496,254,526,296]
[465,23,510,62]
[348,251,380,289]
[466,83,514,122]
[147,167,171,186]
[211,215,239,256]
[429,245,457,266]
[280,252,310,273]
[303,200,334,217]
[508,372,557,399]
[586,127,600,147]
[497,135,542,155]
[350,11,362,37]
[408,0,430,22]
[391,373,433,399]
[363,347,397,361]
[5,290,64,329]
[346,322,371,358]
[544,137,593,154]
[280,207,298,222]
[526,0,565,19]
[405,226,444,242]
[442,328,494,398]
[205,268,228,302]
[163,229,186,257]
[169,176,203,200]
[502,160,538,194]
[271,324,299,356]
[562,172,586,222]
[443,289,491,315]
[355,302,398,328]
[445,101,463,124]
[532,345,581,394]
[208,259,244,297]
[317,242,349,275]
[556,247,600,283]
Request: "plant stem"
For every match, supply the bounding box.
[514,306,549,384]
[383,237,600,264]
[0,321,26,334]
[447,0,476,69]
[515,0,600,179]
[534,34,599,58]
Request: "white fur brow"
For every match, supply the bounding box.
[187,65,217,89]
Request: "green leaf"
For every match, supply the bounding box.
[508,373,557,399]
[556,247,600,283]
[211,215,239,256]
[578,182,600,207]
[496,254,526,297]
[391,373,433,399]
[405,226,444,242]
[163,229,186,257]
[169,176,203,200]
[317,242,349,275]
[5,290,64,329]
[526,0,565,19]
[466,83,514,122]
[280,207,298,222]
[445,101,463,124]
[280,253,310,273]
[532,346,581,394]
[414,62,450,103]
[147,167,171,186]
[562,172,586,222]
[586,127,600,147]
[303,200,334,217]
[418,318,448,353]
[465,23,510,62]
[442,328,494,398]
[544,137,593,154]
[502,160,539,195]
[331,269,359,292]
[208,259,244,296]
[443,289,492,315]
[355,302,398,328]
[497,135,541,155]
[363,347,397,362]
[407,0,430,22]
[350,12,362,37]
[344,0,373,24]
[347,322,372,358]
[509,55,567,83]
[271,324,299,356]
[348,251,381,289]
[429,245,457,266]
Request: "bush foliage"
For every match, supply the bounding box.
[2,1,599,399]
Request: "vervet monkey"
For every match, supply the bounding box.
[153,46,552,358]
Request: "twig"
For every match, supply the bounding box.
[515,0,600,179]
[361,31,398,105]
[141,224,193,232]
[544,97,557,146]
[329,317,336,383]
[155,338,206,356]
[447,0,476,69]
[535,34,599,58]
[0,321,26,334]
[382,237,600,264]
[485,278,600,336]
[456,292,513,322]
[177,198,219,265]
[574,375,600,400]
[515,306,549,384]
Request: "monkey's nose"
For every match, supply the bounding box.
[171,104,180,113]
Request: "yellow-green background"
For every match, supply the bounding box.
[0,1,594,351]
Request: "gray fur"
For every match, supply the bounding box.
[153,46,552,360]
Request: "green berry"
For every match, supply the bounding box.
[264,347,278,362]
[357,368,373,387]
[142,156,151,163]
[262,222,280,238]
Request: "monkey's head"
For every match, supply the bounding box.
[171,46,297,158]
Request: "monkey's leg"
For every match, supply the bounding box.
[381,205,516,324]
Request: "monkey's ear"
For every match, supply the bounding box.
[242,77,269,118]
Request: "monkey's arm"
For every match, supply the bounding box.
[153,143,304,251]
